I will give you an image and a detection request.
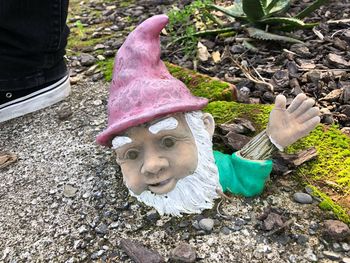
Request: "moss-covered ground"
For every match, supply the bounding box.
[70,11,350,223]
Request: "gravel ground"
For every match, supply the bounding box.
[1,80,349,262]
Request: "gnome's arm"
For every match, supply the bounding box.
[237,94,320,160]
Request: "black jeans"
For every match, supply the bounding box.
[0,0,70,91]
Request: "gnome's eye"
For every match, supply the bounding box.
[125,150,139,160]
[162,137,175,148]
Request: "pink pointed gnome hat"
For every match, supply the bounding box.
[96,14,208,147]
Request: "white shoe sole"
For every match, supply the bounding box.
[0,75,71,123]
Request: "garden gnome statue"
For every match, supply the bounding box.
[96,15,320,216]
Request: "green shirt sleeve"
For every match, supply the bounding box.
[213,151,273,197]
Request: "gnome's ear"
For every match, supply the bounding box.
[202,113,215,138]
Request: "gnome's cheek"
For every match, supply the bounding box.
[121,168,147,195]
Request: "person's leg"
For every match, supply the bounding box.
[0,0,70,123]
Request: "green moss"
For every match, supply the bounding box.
[119,0,135,8]
[205,101,272,129]
[307,185,350,224]
[98,57,114,81]
[166,62,234,102]
[288,125,350,192]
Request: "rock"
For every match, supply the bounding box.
[219,118,255,135]
[70,75,82,85]
[341,242,350,251]
[230,45,245,54]
[120,239,164,263]
[93,99,102,106]
[211,51,221,64]
[332,242,342,252]
[304,248,317,262]
[197,42,210,62]
[95,223,108,235]
[90,250,104,260]
[333,37,348,51]
[104,50,115,57]
[85,64,99,76]
[57,102,73,120]
[179,221,190,228]
[293,192,313,204]
[94,44,106,50]
[198,218,214,232]
[341,85,350,104]
[287,61,299,78]
[343,257,350,263]
[262,212,284,231]
[290,44,312,58]
[296,234,309,245]
[326,53,350,68]
[306,71,321,84]
[290,78,303,95]
[340,105,350,118]
[78,225,89,234]
[237,87,251,103]
[171,243,196,263]
[341,127,350,136]
[80,53,96,66]
[224,132,251,151]
[323,220,350,241]
[262,91,275,103]
[97,55,105,61]
[63,185,78,198]
[323,251,341,260]
[221,227,231,235]
[202,40,215,49]
[146,209,160,222]
[270,70,290,91]
[320,89,342,102]
[92,73,104,81]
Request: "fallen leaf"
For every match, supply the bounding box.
[0,152,17,169]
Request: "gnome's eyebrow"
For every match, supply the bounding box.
[112,136,133,149]
[148,117,178,134]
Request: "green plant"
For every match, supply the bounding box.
[208,0,329,43]
[167,0,214,55]
[75,20,85,38]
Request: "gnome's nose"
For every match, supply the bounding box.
[141,152,169,177]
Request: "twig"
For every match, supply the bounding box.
[229,56,274,91]
[331,29,348,38]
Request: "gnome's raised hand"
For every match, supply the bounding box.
[267,93,320,150]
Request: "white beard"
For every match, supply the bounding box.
[128,111,221,216]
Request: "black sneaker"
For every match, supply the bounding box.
[0,75,70,123]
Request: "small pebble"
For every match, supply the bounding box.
[63,185,78,198]
[198,218,214,232]
[323,251,341,260]
[341,242,350,251]
[90,250,104,260]
[293,192,313,204]
[95,223,108,235]
[332,242,342,252]
[221,227,231,235]
[171,243,196,263]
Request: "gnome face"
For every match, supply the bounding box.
[113,113,202,195]
[112,111,221,216]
